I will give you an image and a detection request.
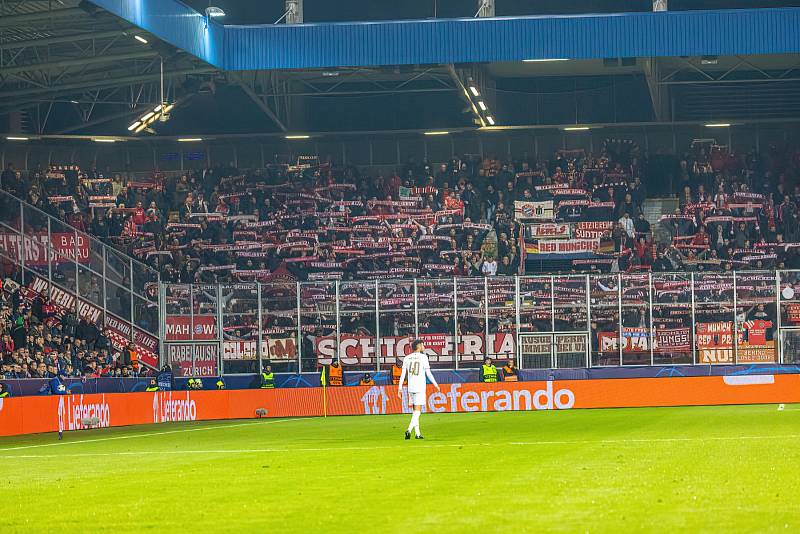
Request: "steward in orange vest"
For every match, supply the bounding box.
[391,361,403,385]
[321,361,344,387]
[502,360,520,382]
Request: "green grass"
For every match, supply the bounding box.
[1,405,799,533]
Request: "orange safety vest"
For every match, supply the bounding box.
[503,365,519,382]
[359,378,375,386]
[328,364,343,387]
[391,364,402,385]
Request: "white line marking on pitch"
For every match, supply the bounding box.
[1,434,799,459]
[0,419,297,452]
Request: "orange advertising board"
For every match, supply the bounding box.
[1,375,798,437]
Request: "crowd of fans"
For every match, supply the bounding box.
[649,142,800,273]
[0,281,143,380]
[2,140,798,287]
[1,138,799,380]
[0,139,655,285]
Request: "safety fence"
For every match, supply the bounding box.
[161,270,800,376]
[0,189,161,367]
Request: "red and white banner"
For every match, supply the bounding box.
[696,321,776,363]
[104,313,159,369]
[576,221,614,231]
[532,239,599,255]
[514,200,554,221]
[654,328,691,351]
[164,315,217,341]
[598,328,650,352]
[574,220,613,239]
[314,332,515,365]
[527,223,570,239]
[0,232,90,266]
[166,343,219,377]
[222,338,297,361]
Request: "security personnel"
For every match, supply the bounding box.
[260,364,275,389]
[188,377,203,390]
[391,359,403,385]
[216,377,226,390]
[145,378,159,392]
[0,383,9,398]
[502,359,520,382]
[359,373,375,386]
[479,357,498,383]
[321,360,343,387]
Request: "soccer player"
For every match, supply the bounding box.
[397,340,440,440]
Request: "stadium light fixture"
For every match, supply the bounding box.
[424,131,450,136]
[6,136,29,141]
[486,116,495,125]
[705,123,731,128]
[205,6,226,18]
[93,138,117,143]
[523,58,570,62]
[127,122,141,132]
[469,86,480,97]
[134,35,148,44]
[477,101,487,111]
[563,126,590,131]
[285,135,310,139]
[178,138,203,142]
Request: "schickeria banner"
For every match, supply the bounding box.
[1,375,799,437]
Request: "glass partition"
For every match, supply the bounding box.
[416,279,457,369]
[651,273,693,364]
[694,273,735,365]
[591,274,621,366]
[456,277,486,369]
[734,272,778,364]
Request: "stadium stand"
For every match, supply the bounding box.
[2,138,799,288]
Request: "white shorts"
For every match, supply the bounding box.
[408,391,426,407]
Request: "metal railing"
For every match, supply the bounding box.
[0,188,161,365]
[161,271,800,376]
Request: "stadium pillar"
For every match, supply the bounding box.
[550,275,556,369]
[296,282,302,373]
[617,274,623,366]
[733,272,738,365]
[649,273,654,366]
[484,277,490,360]
[690,273,697,365]
[257,283,263,372]
[374,280,380,373]
[159,283,167,369]
[216,285,225,376]
[776,271,783,364]
[453,278,459,370]
[335,281,341,365]
[413,279,419,338]
[514,276,521,368]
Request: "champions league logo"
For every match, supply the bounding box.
[361,386,388,415]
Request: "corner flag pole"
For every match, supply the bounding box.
[321,366,327,418]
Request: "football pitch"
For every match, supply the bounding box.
[1,404,798,533]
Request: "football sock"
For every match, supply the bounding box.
[408,409,421,434]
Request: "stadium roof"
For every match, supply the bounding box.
[1,1,799,137]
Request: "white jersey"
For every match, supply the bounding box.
[401,351,433,394]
